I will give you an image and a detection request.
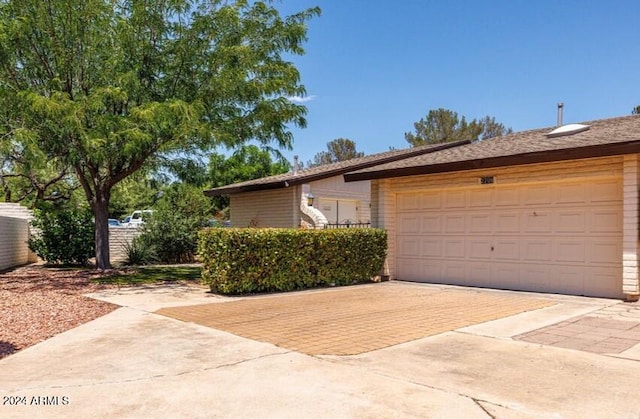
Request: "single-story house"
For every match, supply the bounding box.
[203,141,466,229]
[345,115,640,300]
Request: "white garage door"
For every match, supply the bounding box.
[396,178,623,298]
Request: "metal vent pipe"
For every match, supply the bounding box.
[557,102,564,126]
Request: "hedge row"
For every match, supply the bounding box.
[198,228,387,294]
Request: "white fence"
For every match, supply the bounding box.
[0,215,30,271]
[109,227,141,262]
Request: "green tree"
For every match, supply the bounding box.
[137,183,214,263]
[477,115,513,140]
[208,145,290,211]
[307,138,364,167]
[405,108,511,146]
[0,0,319,268]
[633,105,640,115]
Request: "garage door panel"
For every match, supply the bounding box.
[554,183,586,204]
[444,190,466,208]
[444,214,465,233]
[553,266,585,295]
[469,189,492,207]
[398,215,420,234]
[555,211,586,233]
[397,194,421,211]
[588,239,621,264]
[520,265,551,291]
[495,187,519,206]
[590,180,622,203]
[584,268,622,298]
[494,239,519,260]
[589,209,622,233]
[468,263,491,282]
[398,239,420,257]
[493,264,520,289]
[396,177,622,298]
[421,215,441,233]
[523,185,552,205]
[421,239,441,257]
[494,213,520,233]
[421,192,442,209]
[554,240,586,263]
[523,240,552,261]
[396,258,422,281]
[469,214,492,233]
[468,240,492,259]
[443,263,466,284]
[523,211,552,233]
[444,239,465,258]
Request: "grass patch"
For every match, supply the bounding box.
[95,265,202,286]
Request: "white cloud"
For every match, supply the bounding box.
[287,95,317,104]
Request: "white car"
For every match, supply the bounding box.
[124,210,154,227]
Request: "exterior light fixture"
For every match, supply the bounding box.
[307,192,315,206]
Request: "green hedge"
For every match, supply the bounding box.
[198,228,387,294]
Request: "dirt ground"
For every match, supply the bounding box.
[0,265,122,359]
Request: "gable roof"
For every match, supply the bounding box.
[203,140,469,196]
[345,115,640,182]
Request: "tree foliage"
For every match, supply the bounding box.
[208,144,290,211]
[137,184,215,264]
[633,105,640,115]
[405,108,512,146]
[307,138,364,167]
[0,0,319,268]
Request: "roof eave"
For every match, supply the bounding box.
[203,139,471,196]
[344,140,640,182]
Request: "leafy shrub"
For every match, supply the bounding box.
[198,228,387,294]
[137,184,213,263]
[122,236,157,266]
[28,207,95,265]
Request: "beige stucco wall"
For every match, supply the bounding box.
[230,187,300,228]
[310,178,371,223]
[0,215,30,271]
[622,155,640,296]
[373,155,632,294]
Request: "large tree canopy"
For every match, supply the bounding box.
[307,138,364,167]
[0,0,320,268]
[405,108,512,146]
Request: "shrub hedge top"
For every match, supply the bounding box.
[198,228,387,295]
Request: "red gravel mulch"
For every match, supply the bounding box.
[0,265,123,360]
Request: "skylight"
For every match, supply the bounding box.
[546,124,590,138]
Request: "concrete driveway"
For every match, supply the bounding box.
[1,282,640,418]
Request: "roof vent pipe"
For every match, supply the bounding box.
[293,155,299,175]
[557,102,564,126]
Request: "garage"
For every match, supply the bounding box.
[395,177,623,298]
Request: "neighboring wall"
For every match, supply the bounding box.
[109,227,141,263]
[310,177,371,223]
[230,187,299,228]
[0,215,29,271]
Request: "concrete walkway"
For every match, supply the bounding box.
[1,282,639,418]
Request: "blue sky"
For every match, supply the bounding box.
[272,1,640,165]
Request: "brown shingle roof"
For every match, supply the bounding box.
[203,140,469,196]
[345,115,640,182]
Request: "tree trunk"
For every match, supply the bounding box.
[92,194,111,270]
